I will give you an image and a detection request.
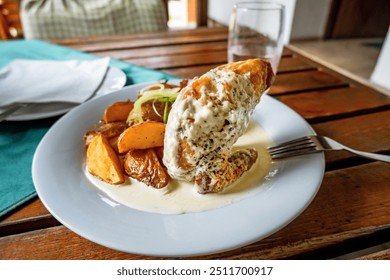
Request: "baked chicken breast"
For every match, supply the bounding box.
[163,59,274,193]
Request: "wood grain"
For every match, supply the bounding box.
[93,41,229,60]
[356,249,390,260]
[277,57,316,73]
[277,87,390,121]
[1,162,389,259]
[269,71,348,95]
[3,110,389,235]
[164,64,221,79]
[1,199,48,222]
[2,110,389,238]
[0,198,55,237]
[312,110,390,165]
[50,27,229,45]
[65,33,228,53]
[123,50,227,70]
[160,54,308,78]
[2,27,389,260]
[328,0,390,38]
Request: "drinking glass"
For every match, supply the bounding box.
[228,2,285,73]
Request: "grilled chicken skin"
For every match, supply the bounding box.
[163,59,274,193]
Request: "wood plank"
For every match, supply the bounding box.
[312,110,390,165]
[269,70,348,95]
[288,44,390,98]
[3,111,389,237]
[2,27,389,261]
[0,56,328,235]
[197,161,390,259]
[65,33,229,53]
[282,48,294,57]
[113,50,305,72]
[0,214,59,238]
[0,198,56,237]
[1,162,389,259]
[93,41,228,60]
[356,248,390,260]
[2,69,387,239]
[277,57,316,73]
[2,100,388,240]
[277,87,390,121]
[1,198,48,222]
[123,50,227,70]
[164,64,221,79]
[329,0,390,38]
[92,41,295,61]
[163,55,316,78]
[51,27,229,46]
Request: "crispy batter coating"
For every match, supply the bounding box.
[163,59,274,193]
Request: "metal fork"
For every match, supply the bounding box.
[268,135,390,163]
[0,103,29,122]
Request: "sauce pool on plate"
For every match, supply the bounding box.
[85,120,275,214]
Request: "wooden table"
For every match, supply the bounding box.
[1,27,390,260]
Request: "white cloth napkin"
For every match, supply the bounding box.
[0,57,110,107]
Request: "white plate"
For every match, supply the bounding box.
[3,66,126,121]
[32,81,325,257]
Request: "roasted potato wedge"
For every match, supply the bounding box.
[117,121,166,153]
[108,135,120,154]
[86,134,125,184]
[103,100,134,123]
[84,122,127,149]
[124,148,170,188]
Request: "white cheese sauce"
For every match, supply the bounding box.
[86,120,275,214]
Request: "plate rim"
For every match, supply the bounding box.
[32,81,325,257]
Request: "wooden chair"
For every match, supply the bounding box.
[1,0,169,40]
[196,0,208,26]
[0,0,23,40]
[0,0,206,40]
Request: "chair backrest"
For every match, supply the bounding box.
[370,27,390,92]
[0,0,23,40]
[20,0,169,40]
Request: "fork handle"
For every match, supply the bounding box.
[323,137,390,163]
[344,148,390,163]
[0,103,27,122]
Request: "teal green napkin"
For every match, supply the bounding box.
[0,39,178,218]
[0,117,57,217]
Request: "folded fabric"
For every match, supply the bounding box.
[0,39,178,218]
[0,39,178,85]
[0,57,110,107]
[0,118,55,217]
[21,0,168,40]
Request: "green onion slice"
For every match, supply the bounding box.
[127,83,180,124]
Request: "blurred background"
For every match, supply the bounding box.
[169,0,389,94]
[1,0,389,94]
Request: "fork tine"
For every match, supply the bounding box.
[268,136,313,152]
[269,142,317,155]
[268,135,322,159]
[270,146,320,159]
